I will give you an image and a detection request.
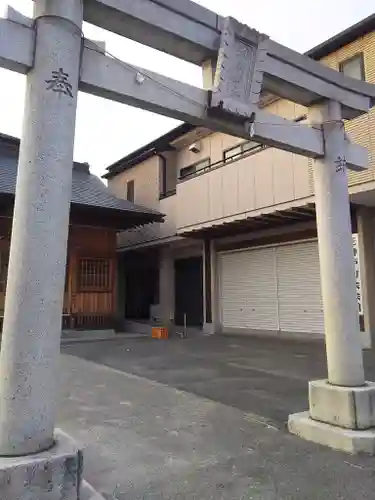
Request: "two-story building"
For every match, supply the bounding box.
[104,14,375,345]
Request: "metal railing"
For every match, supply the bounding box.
[159,188,177,200]
[178,144,266,182]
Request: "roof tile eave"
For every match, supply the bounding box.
[0,141,163,223]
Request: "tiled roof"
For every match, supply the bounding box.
[70,163,161,216]
[306,13,375,61]
[0,135,163,223]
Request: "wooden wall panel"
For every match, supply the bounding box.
[65,225,118,327]
[69,226,117,255]
[0,219,118,328]
[73,292,113,314]
[68,227,117,322]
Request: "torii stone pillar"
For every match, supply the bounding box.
[312,100,365,387]
[0,0,84,492]
[289,100,375,454]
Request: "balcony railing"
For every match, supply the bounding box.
[178,115,307,183]
[178,144,266,182]
[159,188,177,200]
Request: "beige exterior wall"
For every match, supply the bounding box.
[175,132,269,173]
[107,155,178,248]
[107,155,160,210]
[109,28,375,242]
[175,98,311,231]
[176,143,311,231]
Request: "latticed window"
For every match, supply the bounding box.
[78,258,112,291]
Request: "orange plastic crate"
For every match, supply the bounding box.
[152,327,169,339]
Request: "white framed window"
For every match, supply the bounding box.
[223,140,262,162]
[180,157,210,179]
[339,53,365,81]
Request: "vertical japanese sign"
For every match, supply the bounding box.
[352,234,363,316]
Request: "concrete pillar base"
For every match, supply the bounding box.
[288,411,375,454]
[309,379,375,429]
[289,379,375,454]
[0,429,83,499]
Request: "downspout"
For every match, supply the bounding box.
[157,152,167,198]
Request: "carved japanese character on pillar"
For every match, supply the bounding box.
[45,68,73,98]
[335,156,347,173]
[209,17,269,119]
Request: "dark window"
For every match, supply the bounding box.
[78,258,112,291]
[160,157,167,196]
[223,140,262,162]
[159,155,177,199]
[126,180,135,202]
[339,53,365,81]
[180,165,195,178]
[180,158,210,179]
[0,251,9,294]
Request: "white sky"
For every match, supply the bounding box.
[0,0,374,177]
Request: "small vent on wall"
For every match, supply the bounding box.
[188,142,201,153]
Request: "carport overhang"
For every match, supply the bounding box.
[178,202,317,239]
[177,202,362,239]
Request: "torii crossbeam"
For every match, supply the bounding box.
[1,0,375,497]
[1,5,373,164]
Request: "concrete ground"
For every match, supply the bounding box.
[60,335,375,499]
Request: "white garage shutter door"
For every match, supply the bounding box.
[219,248,278,330]
[276,241,324,334]
[219,240,324,335]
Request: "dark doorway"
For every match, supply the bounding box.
[124,250,159,320]
[174,256,203,327]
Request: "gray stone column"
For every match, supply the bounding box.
[309,101,364,386]
[289,101,375,454]
[0,0,83,456]
[357,207,375,348]
[310,100,365,387]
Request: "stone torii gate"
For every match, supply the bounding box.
[1,0,375,497]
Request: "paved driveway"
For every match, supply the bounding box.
[60,335,375,499]
[63,335,332,428]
